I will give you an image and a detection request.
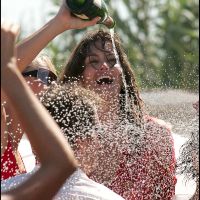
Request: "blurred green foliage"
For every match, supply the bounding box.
[46,0,199,91]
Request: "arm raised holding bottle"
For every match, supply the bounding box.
[16,0,100,72]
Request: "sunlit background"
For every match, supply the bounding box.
[2,0,199,91]
[1,0,54,35]
[1,0,199,198]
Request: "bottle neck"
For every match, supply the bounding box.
[102,16,115,29]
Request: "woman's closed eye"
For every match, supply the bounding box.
[108,58,116,65]
[90,59,99,65]
[106,55,116,66]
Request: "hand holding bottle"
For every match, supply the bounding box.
[65,0,115,29]
[52,0,100,32]
[16,0,100,72]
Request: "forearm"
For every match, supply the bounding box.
[16,18,67,72]
[3,99,24,149]
[15,2,99,72]
[2,61,77,171]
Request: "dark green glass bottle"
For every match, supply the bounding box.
[65,0,115,29]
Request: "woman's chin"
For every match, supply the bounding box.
[95,87,120,100]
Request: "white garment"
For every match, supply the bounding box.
[1,168,124,200]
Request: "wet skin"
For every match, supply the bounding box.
[81,40,122,102]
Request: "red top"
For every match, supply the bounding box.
[1,135,26,180]
[109,116,177,200]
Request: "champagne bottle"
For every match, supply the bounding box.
[65,0,115,29]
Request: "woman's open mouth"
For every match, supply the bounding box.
[96,76,114,85]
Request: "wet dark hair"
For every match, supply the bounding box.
[59,29,144,123]
[41,84,97,147]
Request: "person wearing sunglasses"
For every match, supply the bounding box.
[1,26,57,182]
[22,56,57,97]
[22,67,57,85]
[20,57,58,164]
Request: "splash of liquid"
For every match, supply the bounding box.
[110,28,129,117]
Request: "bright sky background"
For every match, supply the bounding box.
[1,0,129,37]
[1,0,56,36]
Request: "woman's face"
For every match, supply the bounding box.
[81,40,122,100]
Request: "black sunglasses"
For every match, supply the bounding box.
[22,68,57,86]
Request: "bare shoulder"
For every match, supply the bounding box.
[144,115,172,133]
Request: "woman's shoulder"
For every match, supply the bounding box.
[143,115,172,132]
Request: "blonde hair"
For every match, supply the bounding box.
[23,55,57,76]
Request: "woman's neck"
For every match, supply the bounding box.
[97,96,121,124]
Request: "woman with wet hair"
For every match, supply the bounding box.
[58,29,176,199]
[15,1,176,199]
[59,29,143,122]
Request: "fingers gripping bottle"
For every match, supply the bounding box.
[65,0,115,29]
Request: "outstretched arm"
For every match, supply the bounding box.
[1,21,78,200]
[16,0,100,72]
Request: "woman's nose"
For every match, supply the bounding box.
[99,62,109,71]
